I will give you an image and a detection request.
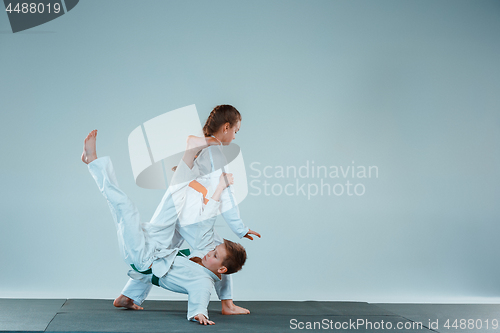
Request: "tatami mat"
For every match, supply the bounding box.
[2,299,498,332]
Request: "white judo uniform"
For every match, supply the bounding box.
[89,156,224,320]
[121,144,249,304]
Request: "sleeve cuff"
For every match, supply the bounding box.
[188,311,209,321]
[237,227,250,239]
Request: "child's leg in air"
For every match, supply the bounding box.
[83,130,151,271]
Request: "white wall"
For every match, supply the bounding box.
[1,0,499,302]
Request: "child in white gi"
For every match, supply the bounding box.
[117,111,261,316]
[116,139,259,315]
[82,130,247,325]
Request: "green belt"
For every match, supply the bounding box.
[130,249,191,287]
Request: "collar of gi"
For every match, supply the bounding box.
[184,256,222,281]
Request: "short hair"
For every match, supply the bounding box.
[222,239,247,274]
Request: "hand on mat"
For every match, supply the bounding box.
[244,229,261,240]
[195,313,215,325]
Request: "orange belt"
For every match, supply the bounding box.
[189,180,209,204]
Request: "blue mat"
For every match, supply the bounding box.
[3,299,498,332]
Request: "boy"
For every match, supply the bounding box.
[82,130,246,325]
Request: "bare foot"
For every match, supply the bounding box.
[221,299,250,315]
[113,294,143,310]
[81,130,98,164]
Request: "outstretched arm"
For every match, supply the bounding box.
[187,284,213,323]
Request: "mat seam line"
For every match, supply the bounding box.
[43,298,68,332]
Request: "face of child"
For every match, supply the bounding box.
[221,121,241,145]
[202,244,228,274]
